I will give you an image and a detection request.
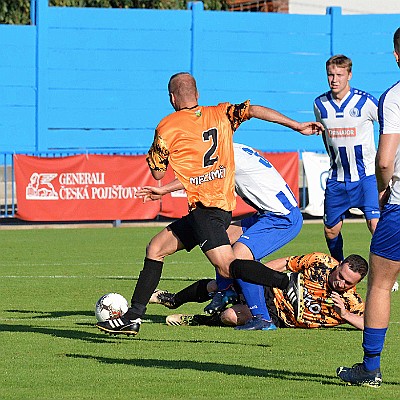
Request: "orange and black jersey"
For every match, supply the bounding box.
[273,252,364,328]
[146,101,250,211]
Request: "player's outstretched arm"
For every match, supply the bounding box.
[264,257,289,272]
[136,179,184,203]
[248,105,324,135]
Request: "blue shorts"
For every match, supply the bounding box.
[370,204,400,261]
[323,175,380,228]
[237,207,303,261]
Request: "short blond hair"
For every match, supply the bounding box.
[326,55,352,73]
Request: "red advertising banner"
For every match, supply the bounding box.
[262,151,299,203]
[14,152,299,222]
[14,154,160,221]
[160,152,299,219]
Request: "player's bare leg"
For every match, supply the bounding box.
[324,221,344,261]
[365,253,400,328]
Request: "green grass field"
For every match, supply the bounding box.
[0,221,399,399]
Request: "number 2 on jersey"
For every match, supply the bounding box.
[202,128,219,167]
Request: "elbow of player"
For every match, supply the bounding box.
[151,170,165,181]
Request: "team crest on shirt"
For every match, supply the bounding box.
[349,107,360,117]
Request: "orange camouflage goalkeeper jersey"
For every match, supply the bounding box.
[272,252,364,328]
[146,101,250,211]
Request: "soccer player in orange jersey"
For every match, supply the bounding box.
[96,72,323,337]
[262,252,366,329]
[161,252,367,330]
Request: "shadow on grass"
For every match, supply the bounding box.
[5,309,168,324]
[65,353,372,386]
[0,322,272,348]
[0,323,122,344]
[6,309,94,319]
[328,326,361,332]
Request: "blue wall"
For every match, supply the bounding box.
[0,1,399,153]
[0,25,36,151]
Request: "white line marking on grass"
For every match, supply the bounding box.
[0,275,210,281]
[0,317,93,322]
[0,276,142,279]
[3,260,196,267]
[0,317,155,323]
[3,262,134,268]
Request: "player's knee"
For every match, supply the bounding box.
[220,308,239,326]
[221,306,252,326]
[146,239,165,261]
[324,225,339,240]
[145,241,157,258]
[216,265,231,279]
[206,280,218,293]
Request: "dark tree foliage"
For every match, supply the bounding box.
[0,0,229,25]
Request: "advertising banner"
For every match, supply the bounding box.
[14,152,299,221]
[301,152,330,217]
[264,151,299,204]
[14,154,160,221]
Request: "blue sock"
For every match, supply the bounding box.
[215,271,234,291]
[326,232,344,261]
[236,279,271,321]
[362,326,387,371]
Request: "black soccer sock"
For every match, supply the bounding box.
[127,258,163,320]
[229,259,289,289]
[174,279,213,306]
[195,313,225,327]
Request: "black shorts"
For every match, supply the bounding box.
[264,286,287,328]
[169,203,232,253]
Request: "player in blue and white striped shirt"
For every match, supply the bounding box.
[313,55,380,262]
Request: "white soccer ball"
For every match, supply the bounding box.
[95,293,129,322]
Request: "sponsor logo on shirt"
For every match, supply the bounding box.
[328,127,356,138]
[189,166,226,186]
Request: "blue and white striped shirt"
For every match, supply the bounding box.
[314,87,378,182]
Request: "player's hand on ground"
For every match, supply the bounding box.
[297,121,324,136]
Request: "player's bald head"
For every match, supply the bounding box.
[168,72,198,99]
